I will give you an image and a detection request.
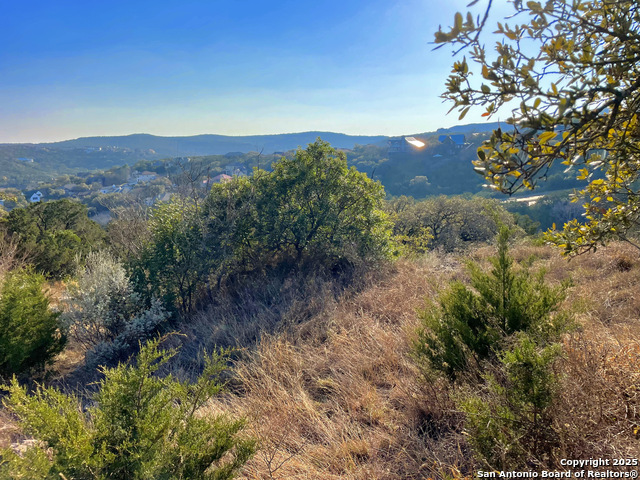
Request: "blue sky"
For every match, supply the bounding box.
[1,0,502,143]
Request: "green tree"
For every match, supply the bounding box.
[202,139,392,279]
[254,139,391,267]
[3,199,106,278]
[436,0,640,255]
[414,227,568,378]
[0,269,66,379]
[1,337,255,480]
[132,200,205,314]
[461,335,563,469]
[389,195,512,252]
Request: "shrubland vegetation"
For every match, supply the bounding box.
[1,338,255,479]
[0,129,639,477]
[2,1,640,473]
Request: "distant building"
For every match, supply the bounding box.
[30,191,43,203]
[135,172,157,183]
[224,164,247,176]
[212,174,233,184]
[388,136,426,154]
[17,157,34,163]
[438,134,467,148]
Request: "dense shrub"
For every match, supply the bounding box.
[62,251,167,369]
[2,199,107,278]
[133,139,392,313]
[132,201,205,314]
[461,335,563,469]
[413,227,572,469]
[0,337,255,479]
[0,269,66,379]
[414,226,568,379]
[204,139,392,274]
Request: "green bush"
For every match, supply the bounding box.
[3,199,107,279]
[133,139,392,312]
[413,226,573,469]
[1,337,255,479]
[0,269,66,379]
[133,200,205,314]
[414,226,568,379]
[461,335,563,469]
[203,139,392,275]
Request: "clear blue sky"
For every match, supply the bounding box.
[1,0,502,143]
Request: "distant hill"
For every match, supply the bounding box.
[434,122,505,135]
[39,132,391,157]
[0,124,504,188]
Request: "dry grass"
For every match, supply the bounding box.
[199,256,469,479]
[196,242,640,479]
[3,240,640,477]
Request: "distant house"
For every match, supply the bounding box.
[224,164,247,176]
[30,191,43,203]
[438,134,467,148]
[388,136,426,154]
[135,172,157,183]
[17,157,34,163]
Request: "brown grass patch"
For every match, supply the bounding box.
[203,242,640,478]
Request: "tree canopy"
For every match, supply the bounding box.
[437,0,640,254]
[2,199,106,278]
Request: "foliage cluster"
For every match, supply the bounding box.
[132,140,392,313]
[437,0,640,255]
[0,338,255,479]
[62,251,167,371]
[389,195,514,253]
[414,227,571,468]
[2,199,106,279]
[0,269,65,380]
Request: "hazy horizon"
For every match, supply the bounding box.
[2,1,511,144]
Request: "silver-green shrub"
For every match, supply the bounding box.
[62,251,167,369]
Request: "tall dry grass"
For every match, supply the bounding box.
[4,240,640,477]
[198,242,640,479]
[198,255,471,479]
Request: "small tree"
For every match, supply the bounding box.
[4,199,107,278]
[0,269,66,379]
[132,200,207,314]
[461,335,563,469]
[202,139,392,281]
[1,337,255,479]
[414,226,568,378]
